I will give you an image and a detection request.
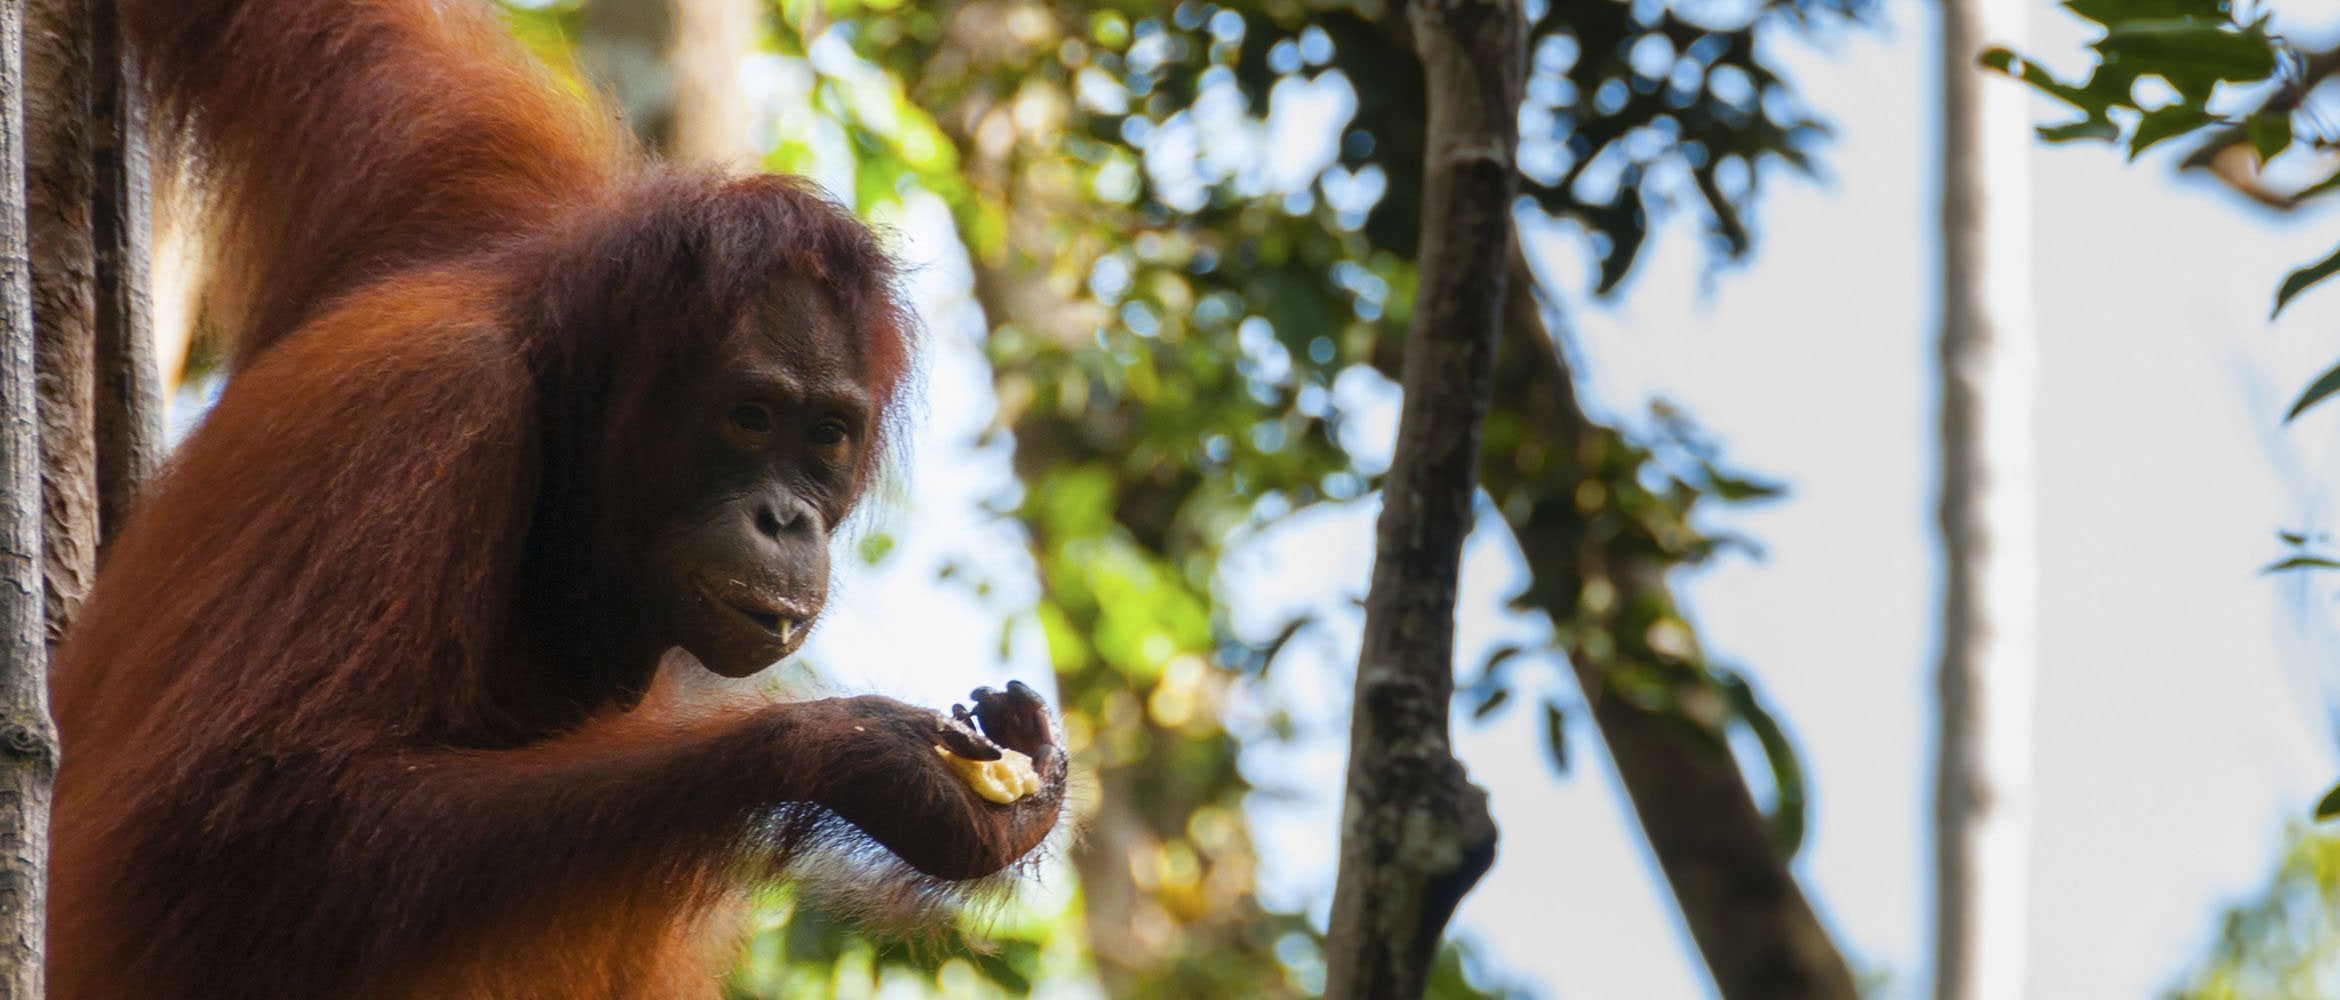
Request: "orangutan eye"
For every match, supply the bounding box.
[729,404,775,434]
[808,418,850,447]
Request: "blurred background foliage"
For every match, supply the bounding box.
[485,0,1868,994]
[2170,826,2340,1000]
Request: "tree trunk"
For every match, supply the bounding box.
[660,0,753,166]
[22,0,96,651]
[1,0,152,989]
[1321,1,1517,995]
[86,0,153,547]
[578,0,757,166]
[0,0,59,990]
[1477,247,1859,1000]
[1932,1,2036,997]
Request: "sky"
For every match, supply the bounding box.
[800,3,2340,996]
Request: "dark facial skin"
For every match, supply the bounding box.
[643,288,875,678]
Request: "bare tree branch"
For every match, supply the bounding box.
[0,0,59,988]
[24,0,98,650]
[1936,1,2038,995]
[1481,246,1859,1000]
[88,0,155,547]
[1323,0,1518,994]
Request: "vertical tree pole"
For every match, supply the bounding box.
[1933,0,2037,997]
[1323,0,1519,995]
[0,0,58,989]
[0,0,150,988]
[576,0,755,166]
[24,0,98,650]
[88,0,156,546]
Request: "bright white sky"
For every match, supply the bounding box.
[800,5,2340,997]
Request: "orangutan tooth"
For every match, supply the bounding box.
[775,619,796,643]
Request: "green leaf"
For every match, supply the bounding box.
[2130,105,2217,158]
[1253,616,1311,676]
[2279,530,2311,546]
[1480,643,1528,678]
[1542,702,1569,776]
[2247,114,2293,162]
[1718,670,1807,859]
[2286,360,2340,422]
[2317,780,2340,821]
[1702,461,1786,502]
[2038,119,2122,144]
[1980,47,2100,111]
[2098,20,2277,100]
[2273,244,2340,318]
[965,945,1036,993]
[2262,555,2340,574]
[2065,0,2229,25]
[1472,687,1512,720]
[1593,187,1649,294]
[2291,169,2340,205]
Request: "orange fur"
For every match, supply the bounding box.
[46,2,1057,998]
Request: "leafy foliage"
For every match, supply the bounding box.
[513,0,1867,990]
[722,885,1075,998]
[1480,389,1810,856]
[2169,827,2340,999]
[1980,0,2279,153]
[1983,0,2340,419]
[748,0,1862,989]
[2008,2,2340,826]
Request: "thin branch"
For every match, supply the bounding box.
[0,0,60,989]
[25,0,100,648]
[2180,45,2340,208]
[90,0,157,548]
[1323,0,1519,995]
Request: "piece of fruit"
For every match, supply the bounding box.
[935,745,1041,804]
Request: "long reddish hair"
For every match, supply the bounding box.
[44,0,972,996]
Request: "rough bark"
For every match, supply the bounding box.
[903,1,1846,992]
[1933,1,2037,997]
[1475,248,1858,1000]
[87,0,153,545]
[910,0,1848,990]
[1585,671,1854,1000]
[0,0,59,989]
[23,0,97,651]
[1320,1,1517,995]
[1309,9,1854,995]
[1,1,148,984]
